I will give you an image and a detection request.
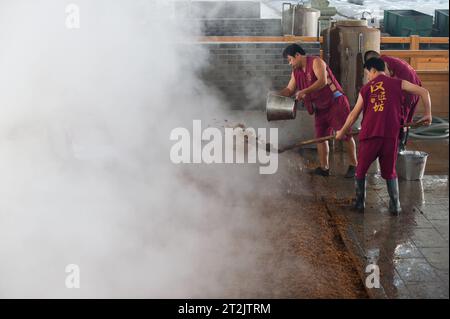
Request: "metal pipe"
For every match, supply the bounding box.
[317,20,321,42]
[358,33,364,53]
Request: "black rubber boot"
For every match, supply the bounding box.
[314,167,330,177]
[353,178,366,212]
[386,178,402,215]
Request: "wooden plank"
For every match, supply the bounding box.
[416,58,449,71]
[416,57,449,63]
[380,37,411,44]
[416,64,449,71]
[409,36,420,68]
[410,35,420,50]
[381,50,449,58]
[415,71,449,117]
[416,70,449,78]
[381,36,449,44]
[416,37,449,44]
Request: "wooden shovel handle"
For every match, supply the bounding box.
[403,119,429,129]
[298,130,360,146]
[277,120,426,154]
[278,130,359,153]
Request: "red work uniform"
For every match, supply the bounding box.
[356,74,403,180]
[381,55,422,123]
[294,56,351,140]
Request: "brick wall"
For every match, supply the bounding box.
[198,42,321,110]
[199,19,282,36]
[176,1,261,19]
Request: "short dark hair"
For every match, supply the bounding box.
[282,43,306,58]
[364,57,386,72]
[364,50,380,63]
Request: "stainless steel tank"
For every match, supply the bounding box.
[322,20,380,107]
[282,3,321,36]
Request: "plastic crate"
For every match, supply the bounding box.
[435,9,449,36]
[383,10,433,36]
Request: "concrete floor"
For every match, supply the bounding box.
[183,111,448,298]
[302,138,449,298]
[173,111,370,298]
[180,149,368,298]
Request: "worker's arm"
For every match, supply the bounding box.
[336,94,364,140]
[295,58,327,100]
[278,72,297,97]
[401,80,432,125]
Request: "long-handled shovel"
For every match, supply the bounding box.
[404,118,430,129]
[274,130,360,153]
[270,119,429,154]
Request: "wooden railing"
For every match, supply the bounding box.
[198,35,449,47]
[381,50,449,70]
[380,35,449,48]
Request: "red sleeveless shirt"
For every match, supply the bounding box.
[359,74,403,140]
[293,56,345,110]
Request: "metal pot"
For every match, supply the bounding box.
[266,93,298,121]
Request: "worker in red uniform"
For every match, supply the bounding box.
[364,50,422,151]
[336,57,432,215]
[279,44,357,178]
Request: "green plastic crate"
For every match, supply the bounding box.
[384,10,433,36]
[435,9,449,36]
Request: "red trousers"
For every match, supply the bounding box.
[314,95,351,141]
[356,137,399,179]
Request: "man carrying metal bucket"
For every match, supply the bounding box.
[336,57,432,215]
[278,43,358,178]
[364,50,423,152]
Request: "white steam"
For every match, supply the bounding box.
[0,0,274,298]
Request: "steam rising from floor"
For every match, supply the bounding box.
[0,1,365,298]
[0,0,275,298]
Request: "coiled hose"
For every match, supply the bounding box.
[409,116,449,140]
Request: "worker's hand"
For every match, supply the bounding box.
[418,114,432,126]
[295,90,306,101]
[335,129,346,140]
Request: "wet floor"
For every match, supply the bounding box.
[178,140,368,298]
[305,138,449,299]
[181,111,449,299]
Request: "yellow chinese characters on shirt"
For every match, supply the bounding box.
[369,81,386,112]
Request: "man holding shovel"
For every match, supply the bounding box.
[364,50,422,151]
[336,57,432,215]
[278,44,357,178]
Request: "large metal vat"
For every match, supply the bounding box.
[322,20,380,107]
[282,3,321,36]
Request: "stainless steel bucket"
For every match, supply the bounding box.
[396,150,428,181]
[266,93,297,121]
